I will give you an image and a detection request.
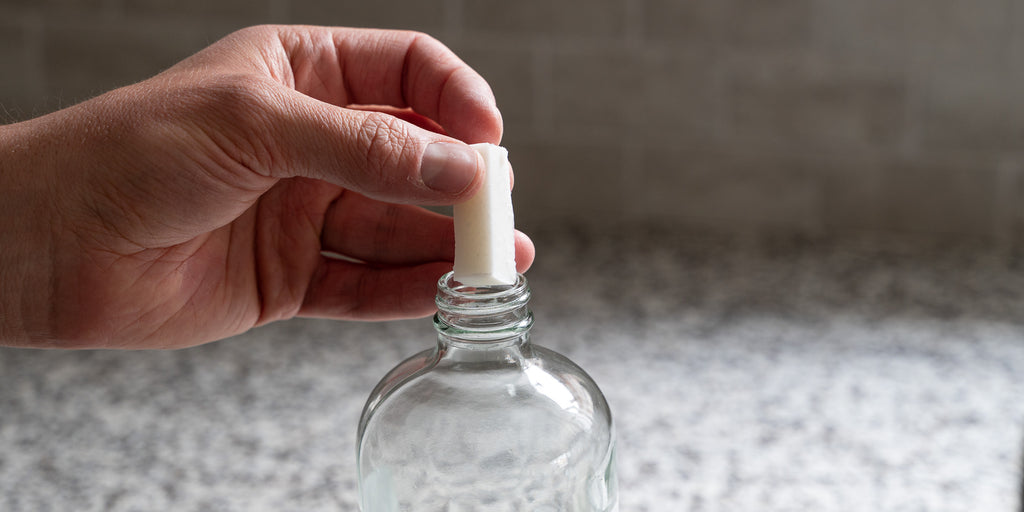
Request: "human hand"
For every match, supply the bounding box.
[0,25,535,349]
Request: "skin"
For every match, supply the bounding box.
[0,25,535,350]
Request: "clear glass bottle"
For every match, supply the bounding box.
[357,271,618,512]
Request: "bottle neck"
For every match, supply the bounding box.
[433,271,534,349]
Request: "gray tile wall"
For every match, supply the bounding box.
[1,0,1021,239]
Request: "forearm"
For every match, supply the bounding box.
[0,119,61,347]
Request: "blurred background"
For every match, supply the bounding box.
[2,0,1023,240]
[4,2,1024,511]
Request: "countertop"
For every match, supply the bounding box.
[3,225,1024,511]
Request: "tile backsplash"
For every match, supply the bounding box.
[2,0,1022,239]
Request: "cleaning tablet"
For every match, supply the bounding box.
[452,143,516,286]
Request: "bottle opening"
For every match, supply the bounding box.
[436,272,529,312]
[434,271,533,340]
[443,272,525,297]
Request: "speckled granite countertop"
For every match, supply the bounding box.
[3,225,1024,511]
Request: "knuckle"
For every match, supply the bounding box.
[402,29,442,49]
[191,74,276,123]
[180,74,282,174]
[234,24,276,38]
[406,29,437,45]
[221,25,282,50]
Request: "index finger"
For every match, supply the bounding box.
[276,26,503,144]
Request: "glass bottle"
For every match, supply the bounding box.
[357,271,618,512]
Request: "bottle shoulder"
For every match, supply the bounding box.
[357,347,438,438]
[359,342,613,438]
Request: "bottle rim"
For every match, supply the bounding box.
[435,271,530,314]
[438,271,526,297]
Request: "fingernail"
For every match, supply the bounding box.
[421,142,479,194]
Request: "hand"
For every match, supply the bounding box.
[0,25,535,349]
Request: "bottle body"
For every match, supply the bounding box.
[357,273,617,512]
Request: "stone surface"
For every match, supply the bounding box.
[2,225,1024,511]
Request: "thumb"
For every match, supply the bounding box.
[263,88,485,205]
